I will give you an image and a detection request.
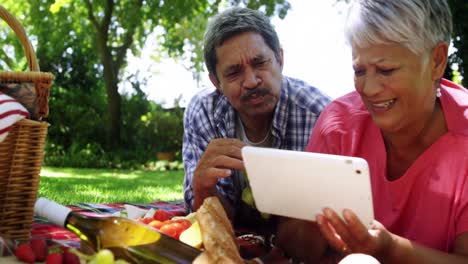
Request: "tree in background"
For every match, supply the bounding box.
[0,0,290,168]
[447,0,468,87]
[1,0,290,148]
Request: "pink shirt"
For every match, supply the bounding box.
[305,79,468,252]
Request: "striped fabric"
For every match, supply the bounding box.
[0,92,29,142]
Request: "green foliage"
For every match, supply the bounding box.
[0,1,31,70]
[447,0,468,87]
[0,0,291,168]
[153,108,185,153]
[44,91,185,169]
[38,167,185,205]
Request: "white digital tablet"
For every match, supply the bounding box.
[242,146,375,228]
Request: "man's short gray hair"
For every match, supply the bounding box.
[345,0,452,56]
[203,7,281,79]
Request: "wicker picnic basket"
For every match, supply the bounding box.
[0,5,54,241]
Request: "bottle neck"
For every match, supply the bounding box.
[34,197,72,227]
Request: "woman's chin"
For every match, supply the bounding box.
[371,115,402,134]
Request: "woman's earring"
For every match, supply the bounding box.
[436,87,442,98]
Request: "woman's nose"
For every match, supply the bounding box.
[358,75,384,97]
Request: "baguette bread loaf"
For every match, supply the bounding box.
[193,197,244,264]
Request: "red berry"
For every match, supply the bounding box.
[15,243,35,263]
[63,251,80,264]
[46,252,63,264]
[30,239,48,261]
[60,245,70,253]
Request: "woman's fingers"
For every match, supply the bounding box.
[342,209,371,244]
[316,214,350,254]
[318,208,389,259]
[318,208,376,254]
[323,208,354,245]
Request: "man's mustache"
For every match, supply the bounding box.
[240,88,269,101]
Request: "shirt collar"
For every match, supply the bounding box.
[212,77,291,143]
[271,77,290,148]
[440,78,468,136]
[213,90,236,138]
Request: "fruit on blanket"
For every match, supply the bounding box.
[148,219,164,229]
[160,221,185,239]
[63,250,81,264]
[36,198,200,263]
[93,249,115,264]
[45,252,63,264]
[179,221,203,249]
[242,186,271,220]
[69,247,132,264]
[136,217,154,225]
[15,243,35,263]
[153,209,173,221]
[174,219,192,230]
[30,239,48,262]
[242,186,255,208]
[172,212,197,224]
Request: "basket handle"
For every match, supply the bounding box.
[0,5,40,72]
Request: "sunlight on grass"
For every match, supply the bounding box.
[40,168,74,178]
[41,167,140,179]
[39,167,185,205]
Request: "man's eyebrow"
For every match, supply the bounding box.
[252,54,267,61]
[223,64,242,75]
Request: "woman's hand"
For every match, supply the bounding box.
[316,208,394,261]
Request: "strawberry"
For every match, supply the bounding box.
[62,251,80,264]
[30,239,48,261]
[46,252,63,264]
[15,243,35,263]
[59,245,69,253]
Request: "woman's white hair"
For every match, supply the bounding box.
[345,0,452,56]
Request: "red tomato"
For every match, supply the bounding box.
[153,209,173,222]
[148,220,164,229]
[159,223,178,238]
[160,222,185,239]
[174,219,191,230]
[137,217,154,224]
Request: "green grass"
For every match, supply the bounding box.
[38,167,185,205]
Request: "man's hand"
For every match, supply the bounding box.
[193,138,246,211]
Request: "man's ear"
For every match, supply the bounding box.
[279,48,284,70]
[431,42,449,81]
[209,73,222,91]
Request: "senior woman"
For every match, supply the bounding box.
[303,0,468,263]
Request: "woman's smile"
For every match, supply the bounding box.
[369,98,397,113]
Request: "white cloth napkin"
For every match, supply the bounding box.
[0,92,29,143]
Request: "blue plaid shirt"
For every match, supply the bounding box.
[182,76,331,214]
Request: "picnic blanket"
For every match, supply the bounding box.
[2,200,340,263]
[31,200,187,249]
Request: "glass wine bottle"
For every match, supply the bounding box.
[34,197,201,264]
